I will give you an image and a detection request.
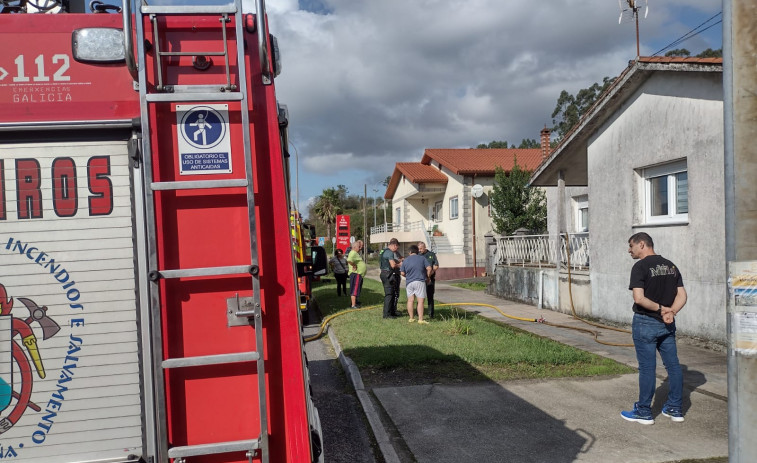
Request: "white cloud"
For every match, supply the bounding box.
[263,0,722,199]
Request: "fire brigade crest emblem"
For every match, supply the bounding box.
[0,283,60,434]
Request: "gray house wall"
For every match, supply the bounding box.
[546,186,589,236]
[588,71,725,341]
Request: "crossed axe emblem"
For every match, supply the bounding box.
[14,298,61,378]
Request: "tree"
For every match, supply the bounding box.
[664,48,722,58]
[696,48,722,58]
[476,140,511,149]
[665,48,691,57]
[490,159,547,235]
[312,187,343,243]
[551,76,616,140]
[517,138,539,149]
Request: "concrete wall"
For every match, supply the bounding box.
[588,71,726,341]
[487,265,592,316]
[558,270,591,316]
[488,265,559,309]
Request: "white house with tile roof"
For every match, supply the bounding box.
[372,147,544,280]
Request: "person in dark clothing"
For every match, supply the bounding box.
[621,232,687,425]
[329,248,348,296]
[379,238,402,318]
[418,241,439,317]
[401,244,432,324]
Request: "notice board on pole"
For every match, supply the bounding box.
[336,215,350,252]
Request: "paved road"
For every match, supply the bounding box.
[305,276,728,463]
[303,323,379,463]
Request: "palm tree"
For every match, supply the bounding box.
[312,187,343,244]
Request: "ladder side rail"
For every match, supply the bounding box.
[222,13,233,91]
[150,14,166,91]
[133,132,159,463]
[135,9,171,463]
[234,1,269,459]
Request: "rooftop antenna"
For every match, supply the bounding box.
[618,0,649,58]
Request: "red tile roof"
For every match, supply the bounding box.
[384,148,543,199]
[421,148,543,175]
[384,163,448,200]
[396,162,449,183]
[638,56,723,65]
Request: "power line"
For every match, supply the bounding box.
[652,11,722,56]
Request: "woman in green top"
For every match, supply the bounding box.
[347,240,366,308]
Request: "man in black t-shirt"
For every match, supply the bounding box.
[621,232,687,425]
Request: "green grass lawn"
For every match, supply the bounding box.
[312,278,634,385]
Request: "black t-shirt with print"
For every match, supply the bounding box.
[629,254,684,322]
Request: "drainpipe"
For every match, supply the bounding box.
[471,175,477,277]
[556,170,566,311]
[538,270,544,309]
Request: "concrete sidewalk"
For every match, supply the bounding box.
[329,273,728,462]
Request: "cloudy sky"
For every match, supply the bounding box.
[254,0,722,213]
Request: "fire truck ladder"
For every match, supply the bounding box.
[133,0,269,461]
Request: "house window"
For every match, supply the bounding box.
[395,207,401,224]
[574,195,588,232]
[642,160,688,224]
[449,196,458,220]
[434,201,442,223]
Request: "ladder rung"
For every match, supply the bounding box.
[163,352,259,369]
[151,179,248,191]
[146,92,244,103]
[142,4,237,15]
[159,265,251,279]
[168,438,260,459]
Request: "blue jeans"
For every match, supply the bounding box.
[632,313,683,413]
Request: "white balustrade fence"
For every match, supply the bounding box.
[495,233,589,269]
[370,220,425,235]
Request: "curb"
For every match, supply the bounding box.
[327,326,401,463]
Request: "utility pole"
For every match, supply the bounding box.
[363,184,368,258]
[724,2,757,461]
[373,188,379,230]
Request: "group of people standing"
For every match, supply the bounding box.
[328,238,439,323]
[378,238,439,323]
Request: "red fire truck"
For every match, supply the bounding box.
[0,0,325,461]
[289,210,324,326]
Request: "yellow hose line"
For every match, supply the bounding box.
[303,305,380,342]
[564,233,634,347]
[435,302,538,322]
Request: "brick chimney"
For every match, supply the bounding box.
[540,125,551,159]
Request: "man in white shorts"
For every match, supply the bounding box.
[400,244,432,324]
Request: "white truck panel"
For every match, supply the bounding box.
[0,141,143,462]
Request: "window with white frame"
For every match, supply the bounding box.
[574,195,588,232]
[395,207,401,224]
[642,160,688,224]
[449,196,458,219]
